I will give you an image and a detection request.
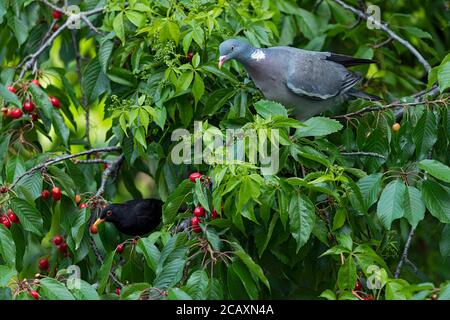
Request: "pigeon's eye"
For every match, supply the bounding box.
[107,210,112,217]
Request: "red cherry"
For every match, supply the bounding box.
[211,208,219,219]
[116,244,124,254]
[363,294,374,300]
[10,108,23,119]
[1,217,11,229]
[189,172,203,182]
[7,210,19,224]
[79,203,87,209]
[193,207,205,217]
[41,189,50,199]
[31,79,40,87]
[0,186,9,193]
[187,52,194,62]
[115,288,121,295]
[90,225,98,234]
[29,290,40,300]
[103,163,109,169]
[58,242,68,253]
[49,97,61,108]
[38,258,49,270]
[52,10,62,19]
[31,113,39,122]
[52,235,64,246]
[354,280,363,291]
[52,23,59,32]
[23,101,35,113]
[191,217,201,233]
[52,186,61,201]
[7,85,16,93]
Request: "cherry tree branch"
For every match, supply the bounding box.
[10,146,121,189]
[17,1,105,80]
[332,0,431,72]
[341,152,386,159]
[394,227,416,278]
[332,94,446,119]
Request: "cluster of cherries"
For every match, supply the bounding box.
[51,10,63,32]
[353,280,374,300]
[188,172,219,234]
[41,186,62,201]
[0,209,20,229]
[2,80,61,121]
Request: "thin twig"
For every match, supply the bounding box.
[10,146,121,189]
[394,227,415,278]
[332,0,431,73]
[341,152,386,159]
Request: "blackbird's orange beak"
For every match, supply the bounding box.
[93,218,104,228]
[218,55,227,69]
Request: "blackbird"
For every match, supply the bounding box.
[93,199,163,236]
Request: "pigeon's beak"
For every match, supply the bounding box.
[218,55,227,69]
[93,218,104,228]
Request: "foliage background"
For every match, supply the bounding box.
[0,0,449,300]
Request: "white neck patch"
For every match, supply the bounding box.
[251,49,266,61]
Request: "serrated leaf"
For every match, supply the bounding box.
[137,237,160,272]
[39,278,75,300]
[185,270,209,300]
[422,180,450,223]
[376,180,406,229]
[295,117,343,137]
[403,186,425,228]
[113,12,125,44]
[254,100,288,119]
[98,40,114,73]
[98,251,115,294]
[168,287,193,300]
[413,110,437,160]
[0,85,21,107]
[70,280,100,300]
[0,227,16,267]
[162,180,192,224]
[337,256,357,291]
[10,197,43,236]
[418,159,450,183]
[288,191,315,252]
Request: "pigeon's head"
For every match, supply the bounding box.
[218,39,253,68]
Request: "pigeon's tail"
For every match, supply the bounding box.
[347,89,382,102]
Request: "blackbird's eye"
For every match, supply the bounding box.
[231,46,234,51]
[107,210,112,217]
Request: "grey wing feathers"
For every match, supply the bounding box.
[285,51,360,100]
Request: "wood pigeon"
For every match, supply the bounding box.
[218,39,381,120]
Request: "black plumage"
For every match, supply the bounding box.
[95,199,163,236]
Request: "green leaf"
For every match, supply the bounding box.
[421,180,450,223]
[356,173,383,211]
[376,180,406,229]
[437,55,450,92]
[231,260,259,300]
[39,278,75,300]
[194,180,210,212]
[192,73,205,105]
[254,100,288,119]
[10,197,43,236]
[29,84,54,129]
[98,40,114,73]
[0,266,16,286]
[332,207,347,231]
[231,242,270,290]
[0,85,21,107]
[412,110,437,160]
[121,283,150,300]
[185,270,209,300]
[176,71,194,93]
[295,117,343,137]
[97,251,115,294]
[70,280,100,300]
[0,227,16,267]
[162,180,192,224]
[337,256,357,291]
[125,11,146,28]
[320,289,337,300]
[168,287,193,300]
[82,58,110,104]
[113,12,125,44]
[52,110,70,147]
[385,279,409,300]
[418,159,450,183]
[288,191,316,252]
[137,237,160,272]
[403,186,425,228]
[439,225,450,258]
